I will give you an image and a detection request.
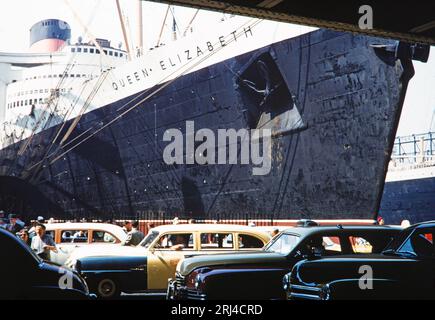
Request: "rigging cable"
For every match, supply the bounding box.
[25,18,262,177]
[47,18,263,166]
[156,5,171,47]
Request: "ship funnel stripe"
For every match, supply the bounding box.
[30,19,71,47]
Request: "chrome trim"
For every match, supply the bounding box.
[172,272,208,300]
[290,292,322,300]
[175,273,186,287]
[186,289,207,300]
[290,284,322,292]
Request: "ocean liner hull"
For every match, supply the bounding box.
[380,176,435,225]
[0,29,424,220]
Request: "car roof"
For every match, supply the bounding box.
[0,227,16,239]
[45,222,127,240]
[411,221,435,229]
[0,228,39,257]
[151,223,271,236]
[281,225,403,237]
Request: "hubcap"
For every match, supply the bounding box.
[98,279,116,298]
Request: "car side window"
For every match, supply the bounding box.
[238,234,265,249]
[60,230,88,243]
[322,236,342,254]
[303,236,342,256]
[92,231,117,243]
[399,229,434,257]
[200,233,234,250]
[155,233,194,250]
[266,233,300,255]
[349,236,374,253]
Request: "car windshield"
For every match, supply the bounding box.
[264,233,300,255]
[139,230,159,248]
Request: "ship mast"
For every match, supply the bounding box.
[156,5,170,47]
[170,7,178,41]
[115,0,131,60]
[430,107,435,132]
[136,0,143,55]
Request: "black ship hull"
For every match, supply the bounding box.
[0,29,424,221]
[380,175,435,225]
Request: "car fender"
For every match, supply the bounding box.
[325,278,402,300]
[78,255,148,292]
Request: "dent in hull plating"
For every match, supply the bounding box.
[0,29,424,220]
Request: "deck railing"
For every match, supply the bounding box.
[391,132,435,165]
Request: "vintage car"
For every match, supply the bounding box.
[284,221,435,300]
[168,224,401,300]
[0,227,91,299]
[45,222,127,265]
[66,224,271,298]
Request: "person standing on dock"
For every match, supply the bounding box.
[122,221,145,246]
[7,214,24,234]
[122,221,132,233]
[31,223,57,260]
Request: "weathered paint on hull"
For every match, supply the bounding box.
[0,29,421,220]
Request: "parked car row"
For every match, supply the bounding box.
[66,223,272,298]
[4,219,435,300]
[2,221,271,299]
[167,224,401,300]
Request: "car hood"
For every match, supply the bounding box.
[178,250,287,276]
[66,244,147,265]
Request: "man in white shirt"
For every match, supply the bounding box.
[31,224,57,260]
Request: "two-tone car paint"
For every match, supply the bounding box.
[69,224,271,298]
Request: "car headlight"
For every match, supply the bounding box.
[194,274,202,290]
[319,284,331,300]
[282,273,291,291]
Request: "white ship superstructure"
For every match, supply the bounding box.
[0,16,313,149]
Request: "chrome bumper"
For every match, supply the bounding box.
[167,279,207,300]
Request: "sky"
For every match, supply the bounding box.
[0,0,433,137]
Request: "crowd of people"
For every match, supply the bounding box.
[0,209,148,260]
[0,210,57,259]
